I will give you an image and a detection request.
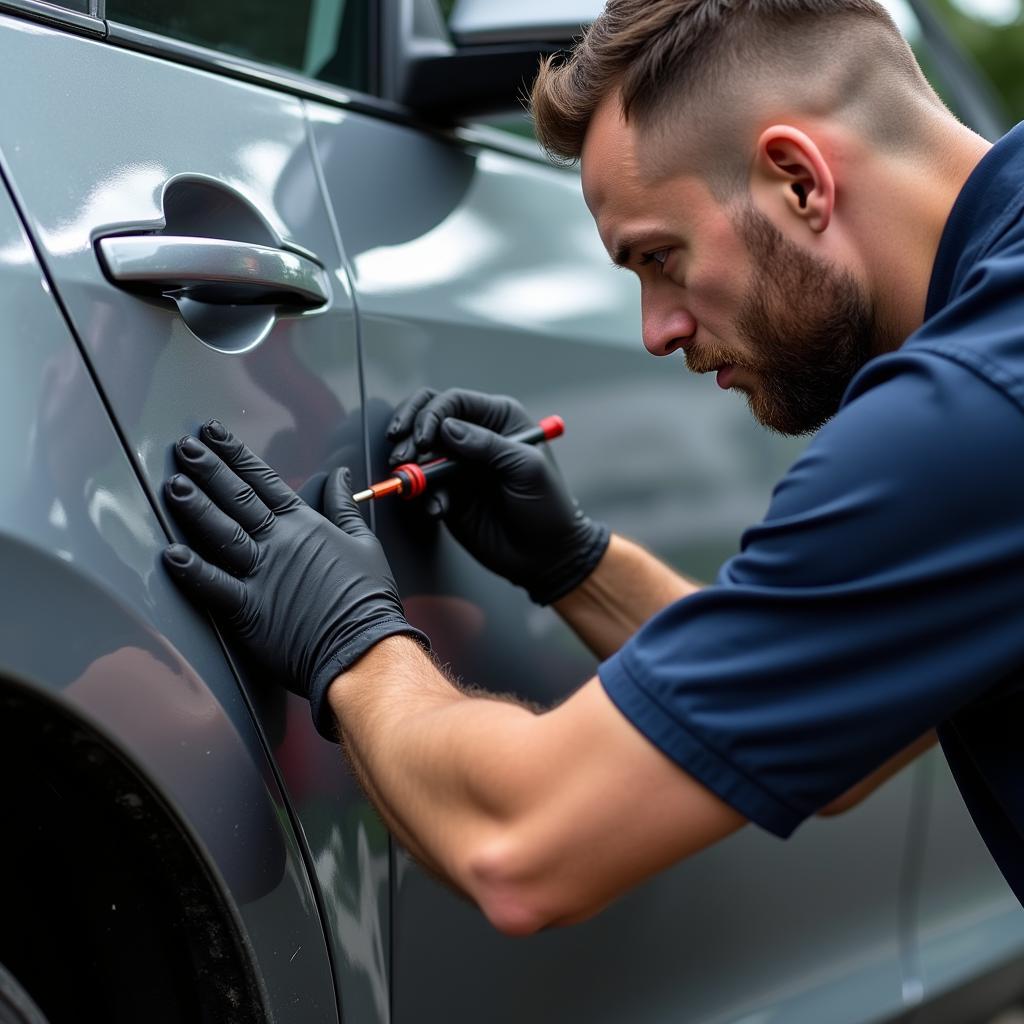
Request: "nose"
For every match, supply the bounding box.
[641,288,697,357]
[638,294,696,358]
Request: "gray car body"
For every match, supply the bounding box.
[0,1,1020,1021]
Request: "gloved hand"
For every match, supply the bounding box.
[162,420,429,740]
[387,389,610,605]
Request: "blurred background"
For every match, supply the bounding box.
[434,0,1024,130]
[931,0,1024,119]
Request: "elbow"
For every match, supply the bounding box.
[463,836,552,936]
[461,834,589,937]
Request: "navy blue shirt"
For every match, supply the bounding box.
[599,122,1024,903]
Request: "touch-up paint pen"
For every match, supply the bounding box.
[353,416,565,503]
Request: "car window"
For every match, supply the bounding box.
[104,0,373,92]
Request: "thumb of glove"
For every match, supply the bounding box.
[323,467,373,538]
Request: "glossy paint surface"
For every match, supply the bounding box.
[0,17,390,1022]
[0,159,336,1020]
[310,102,918,1024]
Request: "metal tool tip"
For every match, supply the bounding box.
[352,488,374,503]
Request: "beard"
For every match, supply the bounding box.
[685,204,878,437]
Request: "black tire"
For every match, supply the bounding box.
[0,961,48,1024]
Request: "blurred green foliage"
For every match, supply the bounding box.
[934,0,1024,121]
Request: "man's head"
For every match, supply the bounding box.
[531,0,964,435]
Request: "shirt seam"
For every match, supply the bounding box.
[909,341,1024,417]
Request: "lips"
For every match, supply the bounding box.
[716,365,736,389]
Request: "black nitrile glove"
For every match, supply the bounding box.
[387,389,610,605]
[162,420,429,740]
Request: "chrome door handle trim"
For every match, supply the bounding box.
[97,235,330,307]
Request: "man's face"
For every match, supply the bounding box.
[581,97,876,436]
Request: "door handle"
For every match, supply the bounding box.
[97,235,330,308]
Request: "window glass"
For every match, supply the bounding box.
[105,0,372,93]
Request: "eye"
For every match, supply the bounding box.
[639,248,671,272]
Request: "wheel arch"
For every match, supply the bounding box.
[0,535,287,1020]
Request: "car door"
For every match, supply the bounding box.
[307,80,914,1024]
[0,149,338,1022]
[0,8,390,1021]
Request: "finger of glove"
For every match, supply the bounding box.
[386,388,437,444]
[323,467,374,538]
[163,543,247,622]
[165,474,260,576]
[175,436,274,536]
[389,392,439,466]
[438,418,541,473]
[199,420,303,515]
[411,390,528,452]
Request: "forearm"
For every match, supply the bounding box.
[328,635,549,910]
[328,634,744,935]
[553,534,701,659]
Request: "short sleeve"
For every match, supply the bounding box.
[599,351,1024,837]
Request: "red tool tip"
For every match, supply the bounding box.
[539,415,565,441]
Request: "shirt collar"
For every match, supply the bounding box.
[924,120,1024,321]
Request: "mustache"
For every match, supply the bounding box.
[684,342,741,375]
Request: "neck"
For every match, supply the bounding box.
[858,119,992,353]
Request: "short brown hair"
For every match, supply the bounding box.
[531,0,939,172]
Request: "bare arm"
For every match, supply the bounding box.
[553,534,702,659]
[329,636,745,935]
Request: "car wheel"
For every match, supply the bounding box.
[0,960,48,1024]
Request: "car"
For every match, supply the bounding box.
[0,0,1019,1021]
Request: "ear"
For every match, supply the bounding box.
[749,125,834,233]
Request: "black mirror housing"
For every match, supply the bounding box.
[400,42,565,122]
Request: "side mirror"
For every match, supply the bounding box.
[389,0,603,122]
[448,0,604,44]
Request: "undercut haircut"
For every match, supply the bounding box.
[531,0,947,191]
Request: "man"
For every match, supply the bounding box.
[161,0,1024,935]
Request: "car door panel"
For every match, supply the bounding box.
[0,17,389,1021]
[909,750,1024,1015]
[0,161,338,1020]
